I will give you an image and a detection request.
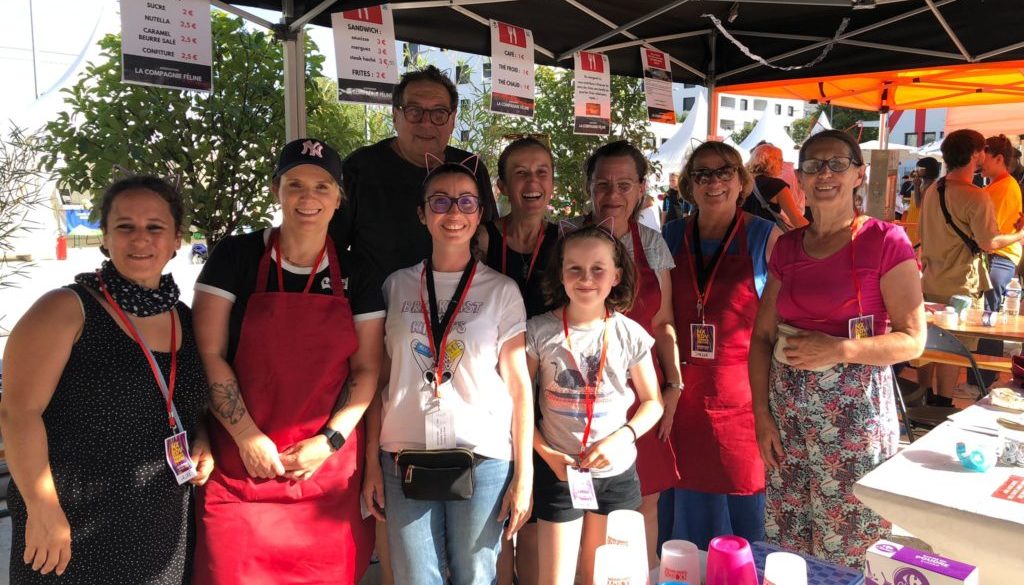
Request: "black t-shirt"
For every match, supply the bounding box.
[196,229,382,362]
[482,221,559,318]
[328,138,497,313]
[742,175,788,224]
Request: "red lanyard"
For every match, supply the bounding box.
[561,308,610,459]
[850,215,865,317]
[682,212,743,322]
[418,262,478,398]
[98,274,178,430]
[273,237,328,293]
[501,219,546,283]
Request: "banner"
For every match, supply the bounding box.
[332,5,398,105]
[490,20,535,118]
[573,51,611,136]
[121,0,212,91]
[640,48,675,124]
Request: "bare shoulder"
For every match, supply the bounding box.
[6,287,86,353]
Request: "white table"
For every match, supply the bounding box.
[854,397,1024,585]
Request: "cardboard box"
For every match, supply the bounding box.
[865,540,978,585]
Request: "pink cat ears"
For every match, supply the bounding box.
[423,152,481,176]
[557,216,616,239]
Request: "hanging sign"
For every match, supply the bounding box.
[120,0,212,91]
[573,51,611,136]
[332,6,398,105]
[490,20,535,118]
[640,48,675,124]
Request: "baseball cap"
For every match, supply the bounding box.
[273,138,343,183]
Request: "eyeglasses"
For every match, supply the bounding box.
[397,105,453,126]
[799,157,859,174]
[426,195,480,214]
[691,165,737,185]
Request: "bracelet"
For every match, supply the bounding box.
[662,381,684,391]
[622,423,638,443]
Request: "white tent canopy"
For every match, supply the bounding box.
[740,110,798,164]
[859,140,921,162]
[809,111,832,136]
[723,136,750,163]
[649,89,708,179]
[915,138,944,158]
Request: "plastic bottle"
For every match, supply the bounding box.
[1004,277,1021,316]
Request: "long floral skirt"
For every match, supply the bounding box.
[764,358,899,568]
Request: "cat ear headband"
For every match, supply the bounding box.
[423,153,481,182]
[557,216,616,239]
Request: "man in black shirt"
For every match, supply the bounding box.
[329,66,497,312]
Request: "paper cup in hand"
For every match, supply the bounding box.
[774,322,834,372]
[706,535,757,585]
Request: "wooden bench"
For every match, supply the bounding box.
[909,349,1012,374]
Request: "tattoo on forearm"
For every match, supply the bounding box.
[210,379,246,424]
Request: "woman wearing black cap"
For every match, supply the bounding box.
[191,139,383,584]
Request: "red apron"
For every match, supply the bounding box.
[625,221,681,496]
[193,230,374,585]
[669,215,765,495]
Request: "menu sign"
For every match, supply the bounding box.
[573,51,611,136]
[490,20,535,118]
[640,47,675,124]
[332,5,398,105]
[121,0,213,91]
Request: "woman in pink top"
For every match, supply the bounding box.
[748,130,926,567]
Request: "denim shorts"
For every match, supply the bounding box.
[532,452,641,523]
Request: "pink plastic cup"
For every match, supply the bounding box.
[706,535,758,585]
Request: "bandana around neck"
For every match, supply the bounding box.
[75,260,180,317]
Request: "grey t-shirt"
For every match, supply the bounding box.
[526,310,654,478]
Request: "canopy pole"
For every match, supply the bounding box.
[278,1,306,141]
[706,29,718,140]
[879,111,889,149]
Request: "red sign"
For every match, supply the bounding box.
[580,51,605,73]
[343,7,384,25]
[498,22,528,48]
[645,48,667,70]
[992,475,1024,504]
[586,103,602,116]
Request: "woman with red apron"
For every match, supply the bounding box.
[663,141,775,550]
[585,141,682,569]
[191,139,379,584]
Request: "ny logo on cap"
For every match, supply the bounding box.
[301,140,324,158]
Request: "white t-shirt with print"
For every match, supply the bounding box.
[527,310,654,478]
[381,260,527,461]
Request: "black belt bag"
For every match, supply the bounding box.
[395,448,476,501]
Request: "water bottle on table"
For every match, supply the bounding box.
[1004,277,1021,316]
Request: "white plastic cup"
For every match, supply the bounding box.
[660,540,701,585]
[606,509,647,550]
[763,551,808,585]
[593,544,647,585]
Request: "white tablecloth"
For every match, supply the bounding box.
[854,399,1024,585]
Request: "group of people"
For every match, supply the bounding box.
[2,64,932,585]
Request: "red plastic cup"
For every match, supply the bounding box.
[706,535,758,585]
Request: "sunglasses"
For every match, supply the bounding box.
[799,157,859,174]
[691,165,737,185]
[397,105,453,126]
[426,195,480,214]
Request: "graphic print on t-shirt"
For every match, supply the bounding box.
[401,296,481,383]
[547,353,608,421]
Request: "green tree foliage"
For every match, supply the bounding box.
[730,121,757,145]
[789,114,813,144]
[1,125,49,292]
[457,66,654,218]
[38,12,373,246]
[815,104,878,142]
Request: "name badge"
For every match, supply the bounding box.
[164,431,198,485]
[849,314,874,340]
[690,323,716,360]
[425,400,456,450]
[566,466,599,510]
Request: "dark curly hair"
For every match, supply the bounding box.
[98,175,184,258]
[542,223,637,313]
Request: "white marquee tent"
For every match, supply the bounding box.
[739,110,798,164]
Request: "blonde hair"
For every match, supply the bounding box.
[678,141,754,206]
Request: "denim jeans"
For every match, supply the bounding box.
[663,488,766,551]
[381,450,512,585]
[984,254,1017,311]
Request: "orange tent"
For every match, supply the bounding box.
[945,103,1024,138]
[717,60,1024,112]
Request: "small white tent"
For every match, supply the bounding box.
[809,111,833,136]
[740,110,798,163]
[649,90,708,178]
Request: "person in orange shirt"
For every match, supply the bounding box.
[982,134,1024,311]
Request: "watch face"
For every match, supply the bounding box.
[326,430,344,451]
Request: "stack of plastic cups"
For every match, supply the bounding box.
[705,536,758,585]
[763,551,808,585]
[593,543,648,585]
[605,509,649,582]
[660,540,701,585]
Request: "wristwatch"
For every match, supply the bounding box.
[662,382,684,391]
[319,426,345,452]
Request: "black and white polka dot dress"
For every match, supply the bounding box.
[7,283,207,584]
